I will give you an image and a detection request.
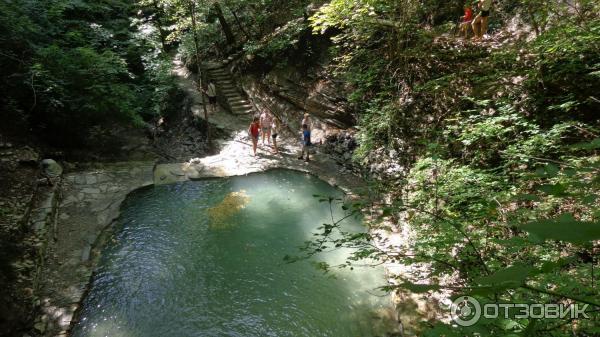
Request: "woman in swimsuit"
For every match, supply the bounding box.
[248,117,260,156]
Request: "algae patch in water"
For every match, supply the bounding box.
[207,190,250,229]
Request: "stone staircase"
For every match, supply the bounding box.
[207,66,255,116]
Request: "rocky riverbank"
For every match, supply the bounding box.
[0,142,45,336]
[35,162,155,336]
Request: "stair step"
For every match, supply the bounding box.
[230,101,251,106]
[231,102,251,107]
[231,105,251,109]
[231,106,253,111]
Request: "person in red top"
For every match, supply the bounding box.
[459,4,473,38]
[248,116,260,156]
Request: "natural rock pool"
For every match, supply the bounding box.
[71,169,393,337]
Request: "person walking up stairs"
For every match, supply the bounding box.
[206,66,254,115]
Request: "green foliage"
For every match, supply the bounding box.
[243,19,308,62]
[298,1,600,336]
[528,19,600,118]
[522,213,600,243]
[34,46,141,142]
[0,0,180,146]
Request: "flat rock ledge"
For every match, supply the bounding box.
[36,161,154,337]
[153,130,368,197]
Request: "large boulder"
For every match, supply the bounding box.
[40,159,63,178]
[17,146,39,165]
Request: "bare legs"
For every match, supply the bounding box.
[272,136,278,154]
[460,22,471,38]
[472,14,482,39]
[471,14,489,40]
[261,128,272,146]
[303,145,310,162]
[298,145,310,161]
[251,136,258,156]
[480,16,489,38]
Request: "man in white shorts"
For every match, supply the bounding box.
[260,111,273,146]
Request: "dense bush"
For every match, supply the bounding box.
[0,0,179,146]
[300,1,600,336]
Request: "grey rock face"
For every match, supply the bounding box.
[18,146,40,164]
[243,67,355,129]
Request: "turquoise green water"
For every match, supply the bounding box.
[72,170,392,337]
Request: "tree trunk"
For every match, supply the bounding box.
[189,0,210,144]
[152,0,168,52]
[227,5,250,41]
[527,6,541,37]
[213,2,235,45]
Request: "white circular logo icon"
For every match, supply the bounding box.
[450,296,481,326]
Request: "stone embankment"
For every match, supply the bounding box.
[31,162,154,336]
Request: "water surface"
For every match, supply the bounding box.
[72,170,391,337]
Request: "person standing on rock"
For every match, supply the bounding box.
[302,113,312,131]
[248,116,260,156]
[271,118,280,154]
[298,124,311,162]
[459,3,474,38]
[206,80,217,113]
[472,0,493,40]
[260,111,273,146]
